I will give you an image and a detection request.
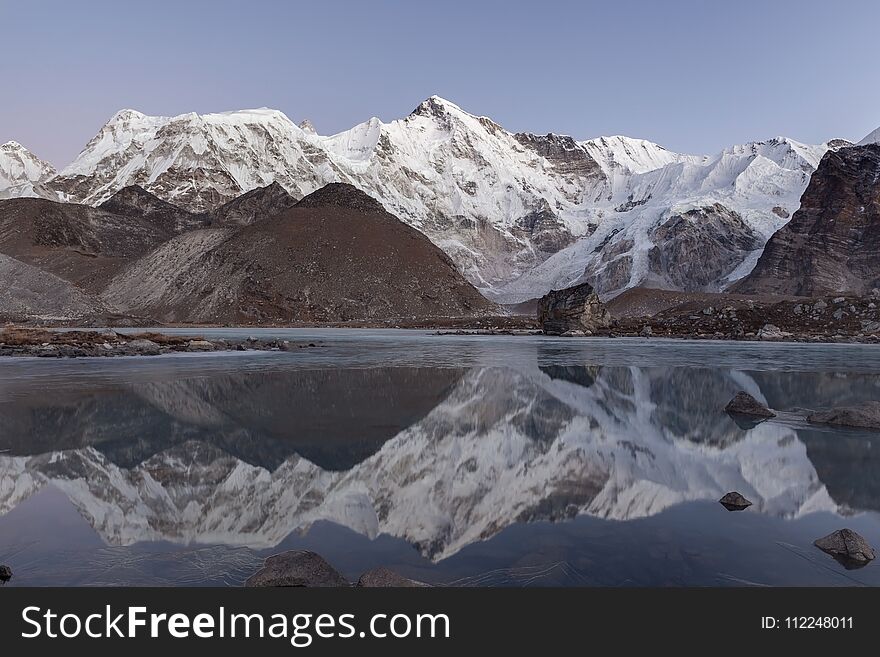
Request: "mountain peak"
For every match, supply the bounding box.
[295,183,386,214]
[859,126,880,146]
[108,109,149,124]
[1,140,26,150]
[411,95,470,119]
[298,119,317,134]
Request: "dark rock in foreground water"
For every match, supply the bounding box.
[537,281,612,336]
[0,565,11,582]
[813,529,876,569]
[244,551,349,587]
[807,401,880,430]
[719,492,753,511]
[356,567,429,588]
[724,391,775,418]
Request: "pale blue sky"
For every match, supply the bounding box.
[3,0,879,165]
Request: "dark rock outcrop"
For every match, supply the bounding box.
[244,551,349,587]
[0,565,11,582]
[724,391,776,418]
[736,144,880,296]
[807,401,880,430]
[537,281,612,335]
[356,567,428,588]
[813,529,875,568]
[99,185,204,233]
[647,204,762,291]
[206,181,297,227]
[719,491,753,511]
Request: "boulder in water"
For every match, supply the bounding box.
[813,529,875,569]
[807,401,880,430]
[724,391,775,418]
[719,492,753,511]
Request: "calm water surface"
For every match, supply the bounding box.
[1,330,879,586]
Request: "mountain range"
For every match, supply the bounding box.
[3,97,875,306]
[0,182,493,324]
[1,364,857,560]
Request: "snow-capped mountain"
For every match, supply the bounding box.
[46,108,338,212]
[0,366,837,560]
[0,98,844,299]
[0,141,55,199]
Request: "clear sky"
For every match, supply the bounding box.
[3,0,879,166]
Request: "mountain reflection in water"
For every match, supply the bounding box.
[1,332,879,586]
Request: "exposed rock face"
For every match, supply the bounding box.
[356,567,428,588]
[244,551,348,587]
[813,529,875,568]
[736,144,880,296]
[647,204,762,291]
[513,132,603,178]
[0,565,12,582]
[537,282,612,335]
[719,492,753,511]
[724,392,776,418]
[807,401,880,430]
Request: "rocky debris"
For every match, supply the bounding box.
[719,491,753,511]
[602,289,880,343]
[244,551,349,587]
[126,338,161,355]
[356,567,429,588]
[736,144,880,297]
[813,529,876,568]
[724,392,776,418]
[537,281,612,336]
[807,401,880,430]
[185,339,215,352]
[0,327,319,358]
[758,323,791,340]
[0,565,11,582]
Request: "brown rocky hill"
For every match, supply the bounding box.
[0,197,172,292]
[99,185,206,233]
[101,183,497,323]
[205,181,298,227]
[735,144,880,296]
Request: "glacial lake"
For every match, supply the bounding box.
[2,329,880,587]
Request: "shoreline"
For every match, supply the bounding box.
[3,325,880,360]
[0,328,320,359]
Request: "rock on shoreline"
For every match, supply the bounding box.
[0,327,318,358]
[244,551,429,588]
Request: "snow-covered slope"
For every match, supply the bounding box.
[46,108,340,212]
[859,126,880,145]
[494,137,832,301]
[0,99,841,299]
[0,366,836,560]
[0,141,55,199]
